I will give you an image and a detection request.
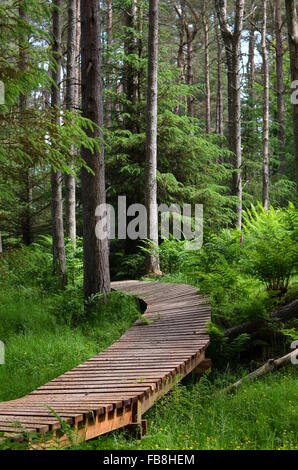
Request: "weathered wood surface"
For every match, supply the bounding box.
[0,281,211,444]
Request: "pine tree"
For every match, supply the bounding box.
[145,0,161,274]
[81,0,111,298]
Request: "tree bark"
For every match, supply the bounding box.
[216,0,245,229]
[275,0,286,169]
[124,0,138,130]
[174,1,185,115]
[51,0,66,285]
[105,0,113,128]
[75,0,81,108]
[81,0,110,298]
[248,6,255,101]
[262,0,270,211]
[137,0,144,103]
[175,2,199,118]
[145,0,160,274]
[215,22,224,136]
[186,28,194,117]
[65,0,77,247]
[202,0,211,133]
[285,0,298,192]
[184,2,199,118]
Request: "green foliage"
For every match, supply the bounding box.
[0,2,105,245]
[0,248,142,403]
[73,368,298,451]
[242,204,298,293]
[144,204,298,360]
[110,248,145,280]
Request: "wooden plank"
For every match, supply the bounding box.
[0,280,210,445]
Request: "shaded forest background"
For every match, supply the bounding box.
[0,0,297,271]
[0,0,298,451]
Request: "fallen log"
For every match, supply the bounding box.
[224,299,298,340]
[225,350,298,393]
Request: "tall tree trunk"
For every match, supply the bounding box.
[145,0,160,274]
[215,23,224,136]
[248,6,255,99]
[124,0,138,130]
[19,4,33,246]
[137,0,144,103]
[105,0,113,128]
[51,0,66,285]
[216,0,245,229]
[175,2,199,118]
[65,0,77,247]
[231,25,243,230]
[244,5,256,183]
[262,0,270,211]
[285,0,298,192]
[275,0,286,170]
[81,0,110,298]
[75,0,81,107]
[185,26,194,117]
[175,2,185,115]
[202,0,211,133]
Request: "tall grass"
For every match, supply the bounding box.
[0,280,141,402]
[77,368,298,451]
[0,242,297,451]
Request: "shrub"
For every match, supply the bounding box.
[242,204,298,293]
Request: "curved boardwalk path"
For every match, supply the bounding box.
[0,281,211,445]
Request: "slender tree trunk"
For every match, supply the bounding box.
[19,5,33,246]
[216,0,245,229]
[275,0,286,170]
[81,0,110,298]
[232,28,243,229]
[106,0,113,128]
[137,0,144,103]
[262,0,270,211]
[285,0,298,192]
[175,3,185,115]
[175,2,199,118]
[75,0,81,108]
[215,23,223,136]
[65,0,77,246]
[244,6,256,182]
[186,29,194,117]
[51,0,66,285]
[202,0,211,133]
[145,0,160,274]
[248,7,255,99]
[124,0,138,130]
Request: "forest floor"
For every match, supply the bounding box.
[0,264,297,451]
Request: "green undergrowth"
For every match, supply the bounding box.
[71,367,298,451]
[0,252,142,402]
[2,368,297,451]
[0,241,297,451]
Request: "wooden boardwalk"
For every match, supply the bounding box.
[0,281,211,444]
